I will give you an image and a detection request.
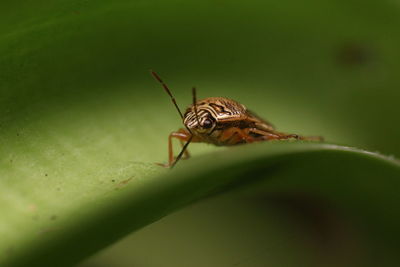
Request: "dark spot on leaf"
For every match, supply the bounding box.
[115,177,133,189]
[50,215,57,221]
[118,178,132,186]
[336,42,374,67]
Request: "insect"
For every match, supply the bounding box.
[151,71,323,168]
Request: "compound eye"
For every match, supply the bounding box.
[202,119,213,129]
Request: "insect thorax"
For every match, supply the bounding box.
[183,97,248,135]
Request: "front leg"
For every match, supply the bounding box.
[169,129,191,164]
[158,128,190,168]
[159,128,201,168]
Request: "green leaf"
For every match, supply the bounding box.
[1,0,399,266]
[2,142,399,266]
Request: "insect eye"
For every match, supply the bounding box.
[202,119,213,129]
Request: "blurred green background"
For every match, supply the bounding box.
[2,0,399,156]
[1,0,399,266]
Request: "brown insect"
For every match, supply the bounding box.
[151,71,322,168]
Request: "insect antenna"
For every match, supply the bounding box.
[171,135,193,168]
[192,87,200,126]
[150,70,184,120]
[170,87,199,168]
[151,70,194,168]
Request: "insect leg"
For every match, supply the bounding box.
[171,135,193,168]
[277,133,323,141]
[248,129,288,140]
[219,127,257,145]
[248,128,323,141]
[166,129,191,167]
[158,128,200,168]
